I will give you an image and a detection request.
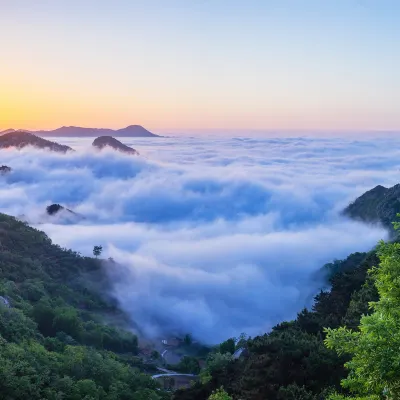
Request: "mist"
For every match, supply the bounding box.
[0,135,397,343]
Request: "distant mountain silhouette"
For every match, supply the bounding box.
[92,136,139,155]
[4,125,161,138]
[0,131,73,153]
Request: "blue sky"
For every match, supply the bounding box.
[1,0,399,132]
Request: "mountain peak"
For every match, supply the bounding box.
[0,131,73,153]
[0,128,16,135]
[8,125,162,138]
[344,183,400,232]
[125,124,142,129]
[92,136,139,155]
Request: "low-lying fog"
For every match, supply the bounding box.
[0,135,396,343]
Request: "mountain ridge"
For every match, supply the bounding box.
[0,131,73,153]
[343,183,400,232]
[0,125,161,138]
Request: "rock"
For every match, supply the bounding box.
[92,136,139,155]
[0,131,73,153]
[46,204,85,222]
[0,165,11,174]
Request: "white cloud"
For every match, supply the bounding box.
[0,136,397,343]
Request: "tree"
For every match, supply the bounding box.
[325,235,400,399]
[208,387,232,400]
[219,338,235,354]
[176,356,200,374]
[183,333,192,346]
[93,245,103,258]
[200,352,234,384]
[0,213,168,400]
[52,307,83,339]
[235,332,248,349]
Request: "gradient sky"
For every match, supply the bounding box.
[1,0,399,133]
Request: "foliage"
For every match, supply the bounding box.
[152,350,161,359]
[325,237,400,399]
[175,356,201,374]
[199,352,234,385]
[46,203,63,215]
[219,338,235,355]
[93,245,103,258]
[175,250,379,400]
[0,213,168,399]
[208,387,232,400]
[234,332,248,350]
[183,333,193,346]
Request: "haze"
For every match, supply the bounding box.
[1,0,399,134]
[0,136,394,342]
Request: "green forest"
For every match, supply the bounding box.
[0,213,169,400]
[175,229,400,399]
[1,211,400,400]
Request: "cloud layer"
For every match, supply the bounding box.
[0,136,397,343]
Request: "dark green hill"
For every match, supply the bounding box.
[343,184,400,231]
[0,213,169,400]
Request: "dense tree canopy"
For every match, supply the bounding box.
[208,388,232,400]
[174,250,380,400]
[325,236,400,399]
[0,213,169,399]
[1,210,396,400]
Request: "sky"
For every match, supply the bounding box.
[0,135,396,342]
[0,0,399,133]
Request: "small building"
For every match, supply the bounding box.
[161,337,182,347]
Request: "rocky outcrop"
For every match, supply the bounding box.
[343,184,400,231]
[0,165,11,174]
[92,136,139,155]
[0,131,73,153]
[46,204,85,222]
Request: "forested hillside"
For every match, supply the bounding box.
[0,213,169,399]
[343,183,400,232]
[0,208,395,400]
[175,251,380,400]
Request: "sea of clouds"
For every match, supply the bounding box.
[0,135,399,343]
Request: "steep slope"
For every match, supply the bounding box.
[174,251,379,400]
[0,131,73,153]
[32,124,160,138]
[343,184,400,230]
[92,136,139,155]
[0,213,169,399]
